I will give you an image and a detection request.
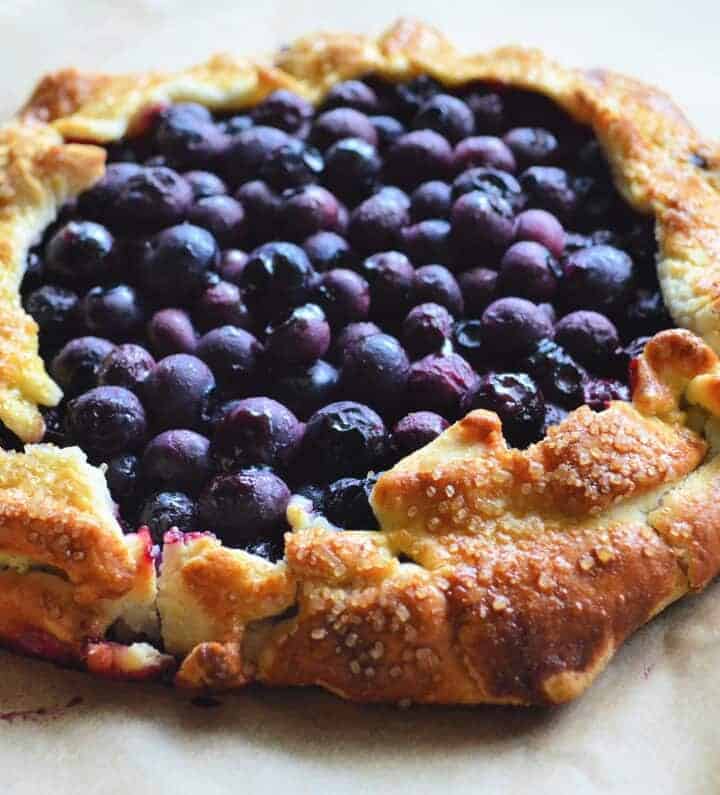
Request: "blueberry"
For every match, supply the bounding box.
[281,184,342,240]
[391,411,449,457]
[80,284,144,339]
[153,104,227,169]
[392,75,442,122]
[341,332,410,410]
[520,166,577,220]
[623,289,673,338]
[315,268,370,326]
[198,469,290,545]
[519,339,587,408]
[301,401,386,481]
[106,453,140,501]
[144,354,215,430]
[311,108,378,150]
[461,89,505,134]
[457,268,497,315]
[194,280,251,332]
[481,297,553,357]
[386,130,453,188]
[402,303,454,358]
[98,343,155,391]
[183,170,227,199]
[76,163,142,223]
[265,303,330,365]
[453,319,486,368]
[503,128,559,169]
[331,321,382,363]
[147,308,197,357]
[141,429,212,493]
[241,241,316,320]
[498,242,558,303]
[582,377,629,411]
[554,310,620,367]
[451,167,525,211]
[272,359,339,419]
[412,94,474,143]
[361,251,415,319]
[234,180,282,242]
[187,195,245,247]
[323,476,379,530]
[217,248,248,285]
[406,353,478,419]
[110,166,193,230]
[142,223,218,302]
[45,221,114,284]
[472,372,545,448]
[41,405,69,447]
[251,90,313,133]
[66,386,147,457]
[23,249,45,292]
[401,219,452,266]
[302,231,353,271]
[24,285,79,341]
[260,138,324,191]
[139,491,197,542]
[542,403,569,435]
[348,190,410,253]
[450,190,516,258]
[222,126,290,185]
[453,136,516,173]
[322,81,379,114]
[323,138,381,202]
[561,245,634,313]
[50,336,115,395]
[370,115,406,149]
[413,265,464,316]
[196,326,261,394]
[514,209,565,258]
[293,483,326,513]
[410,181,452,222]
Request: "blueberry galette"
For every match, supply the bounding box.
[2,19,720,704]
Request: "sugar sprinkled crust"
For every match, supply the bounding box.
[0,19,720,702]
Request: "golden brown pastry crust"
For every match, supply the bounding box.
[1,19,720,704]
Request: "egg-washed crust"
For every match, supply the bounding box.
[0,19,719,703]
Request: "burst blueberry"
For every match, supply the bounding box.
[98,343,155,392]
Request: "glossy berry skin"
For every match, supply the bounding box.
[222,126,290,186]
[453,136,517,174]
[348,190,409,254]
[212,397,303,472]
[451,167,525,211]
[402,303,454,358]
[310,108,378,151]
[251,90,313,133]
[385,130,453,188]
[141,429,212,493]
[498,242,558,303]
[45,221,115,284]
[472,372,545,448]
[301,401,386,482]
[561,245,634,313]
[146,308,197,357]
[24,285,79,341]
[322,81,379,114]
[503,128,559,169]
[260,138,324,191]
[66,386,147,457]
[331,321,382,363]
[143,354,215,430]
[77,163,142,224]
[450,190,516,259]
[153,104,227,170]
[315,268,370,327]
[401,219,452,266]
[458,268,498,315]
[194,279,251,332]
[369,115,406,149]
[514,209,565,258]
[481,297,553,357]
[452,319,486,368]
[341,333,410,410]
[412,94,474,143]
[50,336,115,395]
[391,411,449,456]
[281,185,342,241]
[198,469,290,545]
[196,326,262,393]
[323,476,379,530]
[106,453,140,501]
[217,249,248,285]
[187,195,245,247]
[406,353,478,419]
[413,265,464,316]
[142,223,219,301]
[361,251,415,319]
[519,339,587,409]
[80,284,144,339]
[554,310,620,368]
[272,359,340,419]
[410,181,452,222]
[183,170,227,199]
[110,166,193,230]
[97,343,155,392]
[323,138,382,202]
[265,304,331,365]
[139,491,197,542]
[302,231,353,272]
[521,166,577,220]
[241,241,316,320]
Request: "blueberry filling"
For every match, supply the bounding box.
[20,76,674,557]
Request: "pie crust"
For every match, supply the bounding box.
[1,19,719,704]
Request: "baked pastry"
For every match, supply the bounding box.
[1,18,719,705]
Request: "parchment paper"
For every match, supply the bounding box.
[1,2,719,793]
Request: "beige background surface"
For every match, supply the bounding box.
[1,1,720,793]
